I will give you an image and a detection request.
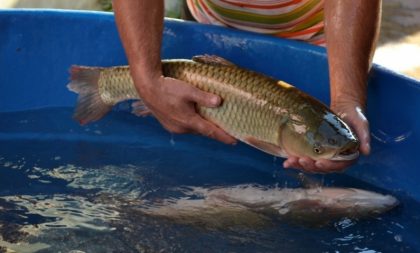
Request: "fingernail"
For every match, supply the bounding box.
[363,132,369,140]
[211,96,220,106]
[283,161,290,168]
[365,143,371,154]
[299,159,308,167]
[315,161,324,169]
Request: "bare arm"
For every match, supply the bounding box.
[284,0,381,172]
[113,0,163,81]
[326,0,381,112]
[326,0,381,153]
[113,0,236,144]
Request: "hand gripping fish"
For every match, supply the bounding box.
[138,184,399,228]
[68,55,359,161]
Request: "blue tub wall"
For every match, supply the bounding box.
[0,10,127,110]
[0,10,419,201]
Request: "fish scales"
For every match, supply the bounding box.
[162,60,286,143]
[99,66,136,104]
[97,61,291,144]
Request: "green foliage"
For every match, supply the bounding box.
[97,0,186,18]
[98,0,113,12]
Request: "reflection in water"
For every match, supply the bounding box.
[0,161,408,253]
[371,129,412,144]
[2,194,119,232]
[138,184,398,229]
[39,164,152,200]
[334,217,356,231]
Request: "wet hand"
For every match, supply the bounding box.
[283,102,370,173]
[133,73,237,145]
[332,102,370,156]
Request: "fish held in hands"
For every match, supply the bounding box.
[67,55,359,161]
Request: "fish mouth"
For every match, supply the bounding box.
[331,140,360,161]
[331,150,360,161]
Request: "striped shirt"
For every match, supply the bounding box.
[186,0,325,45]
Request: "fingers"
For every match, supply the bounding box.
[335,105,371,156]
[343,107,370,156]
[298,157,317,172]
[161,115,236,145]
[283,156,299,169]
[354,122,370,155]
[284,157,317,172]
[284,156,315,172]
[138,77,234,145]
[284,156,354,173]
[162,78,221,108]
[186,86,221,108]
[189,116,237,145]
[314,159,354,173]
[354,107,371,155]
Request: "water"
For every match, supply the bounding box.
[0,108,419,253]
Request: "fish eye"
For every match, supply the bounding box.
[328,138,337,145]
[313,143,324,154]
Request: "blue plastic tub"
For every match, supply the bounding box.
[0,9,419,253]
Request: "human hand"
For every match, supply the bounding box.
[283,101,370,173]
[133,71,237,145]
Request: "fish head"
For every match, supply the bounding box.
[281,111,359,161]
[309,187,399,216]
[282,187,399,225]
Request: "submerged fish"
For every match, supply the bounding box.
[139,184,399,228]
[68,55,359,161]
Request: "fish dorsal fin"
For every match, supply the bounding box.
[192,54,236,67]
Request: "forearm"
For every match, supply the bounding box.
[325,0,381,108]
[113,0,164,81]
[112,1,235,145]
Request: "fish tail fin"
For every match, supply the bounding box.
[67,66,112,125]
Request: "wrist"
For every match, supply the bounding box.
[330,80,367,110]
[131,59,162,77]
[328,67,368,111]
[131,61,162,83]
[331,95,365,108]
[130,64,163,97]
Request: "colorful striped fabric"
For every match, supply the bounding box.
[186,0,325,45]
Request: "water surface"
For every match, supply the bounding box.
[0,108,419,253]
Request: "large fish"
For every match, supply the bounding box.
[138,184,399,228]
[68,55,359,161]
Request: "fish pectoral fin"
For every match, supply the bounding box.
[131,100,152,117]
[243,137,288,158]
[192,54,236,67]
[276,199,324,217]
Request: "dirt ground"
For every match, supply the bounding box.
[1,0,419,80]
[375,0,420,79]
